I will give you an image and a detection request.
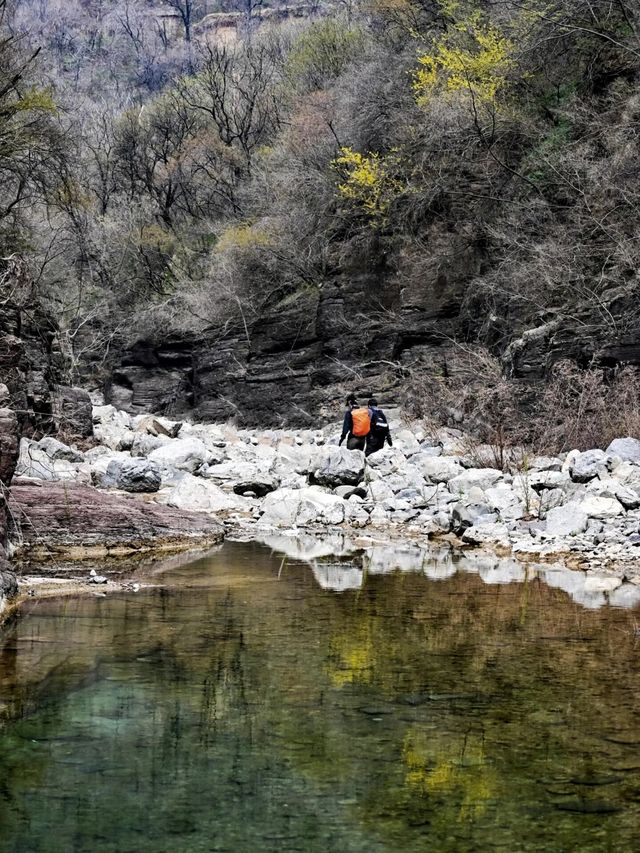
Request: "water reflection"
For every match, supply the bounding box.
[257,531,638,609]
[0,540,640,852]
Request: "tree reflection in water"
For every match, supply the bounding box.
[0,539,638,852]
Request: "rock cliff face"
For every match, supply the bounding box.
[105,249,474,426]
[104,245,640,427]
[0,259,92,584]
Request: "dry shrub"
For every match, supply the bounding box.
[537,361,640,452]
[406,347,640,457]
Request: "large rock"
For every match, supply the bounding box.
[107,458,162,493]
[461,522,511,548]
[38,436,84,463]
[413,455,463,483]
[9,481,224,557]
[578,494,624,519]
[134,415,182,438]
[233,478,278,498]
[204,461,263,483]
[545,505,588,536]
[448,468,503,495]
[0,407,19,485]
[131,432,170,457]
[311,447,365,487]
[164,474,246,513]
[606,437,640,463]
[148,437,209,473]
[260,487,347,527]
[569,449,609,483]
[485,484,527,520]
[92,405,135,450]
[14,437,79,481]
[452,503,497,535]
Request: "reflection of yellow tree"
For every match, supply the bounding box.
[403,725,496,821]
[327,623,375,688]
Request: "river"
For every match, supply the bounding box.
[1,540,639,851]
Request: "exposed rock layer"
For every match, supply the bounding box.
[9,481,224,559]
[103,256,640,426]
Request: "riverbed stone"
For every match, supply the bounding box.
[165,474,246,513]
[606,437,640,463]
[233,478,278,498]
[461,521,511,547]
[578,494,624,519]
[148,437,209,473]
[14,438,79,481]
[414,455,463,483]
[38,436,84,463]
[311,447,365,487]
[569,449,609,483]
[134,415,182,438]
[448,468,503,495]
[108,458,162,493]
[452,503,496,535]
[545,504,588,536]
[131,433,170,457]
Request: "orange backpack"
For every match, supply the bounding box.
[351,407,371,437]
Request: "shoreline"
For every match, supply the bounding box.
[4,403,640,619]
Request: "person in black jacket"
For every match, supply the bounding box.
[338,394,367,451]
[365,398,392,457]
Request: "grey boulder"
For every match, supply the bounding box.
[569,449,609,483]
[606,437,640,463]
[311,447,365,487]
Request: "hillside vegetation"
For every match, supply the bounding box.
[2,0,640,445]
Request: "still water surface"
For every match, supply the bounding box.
[1,541,640,852]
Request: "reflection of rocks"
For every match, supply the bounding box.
[257,531,638,610]
[310,563,363,592]
[0,569,18,613]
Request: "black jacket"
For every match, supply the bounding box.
[366,406,392,448]
[339,409,354,445]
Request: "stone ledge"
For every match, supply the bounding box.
[8,481,224,560]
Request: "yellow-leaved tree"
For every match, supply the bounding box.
[332,146,402,224]
[413,6,515,107]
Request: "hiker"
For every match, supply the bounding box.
[365,397,392,457]
[338,394,370,451]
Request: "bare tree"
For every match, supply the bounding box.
[159,0,202,43]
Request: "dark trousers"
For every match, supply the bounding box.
[365,435,385,457]
[347,435,366,451]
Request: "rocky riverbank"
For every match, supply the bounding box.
[7,404,640,602]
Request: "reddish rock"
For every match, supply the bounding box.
[9,481,224,559]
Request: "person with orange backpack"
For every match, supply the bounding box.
[338,394,370,451]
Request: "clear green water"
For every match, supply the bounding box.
[1,541,640,852]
